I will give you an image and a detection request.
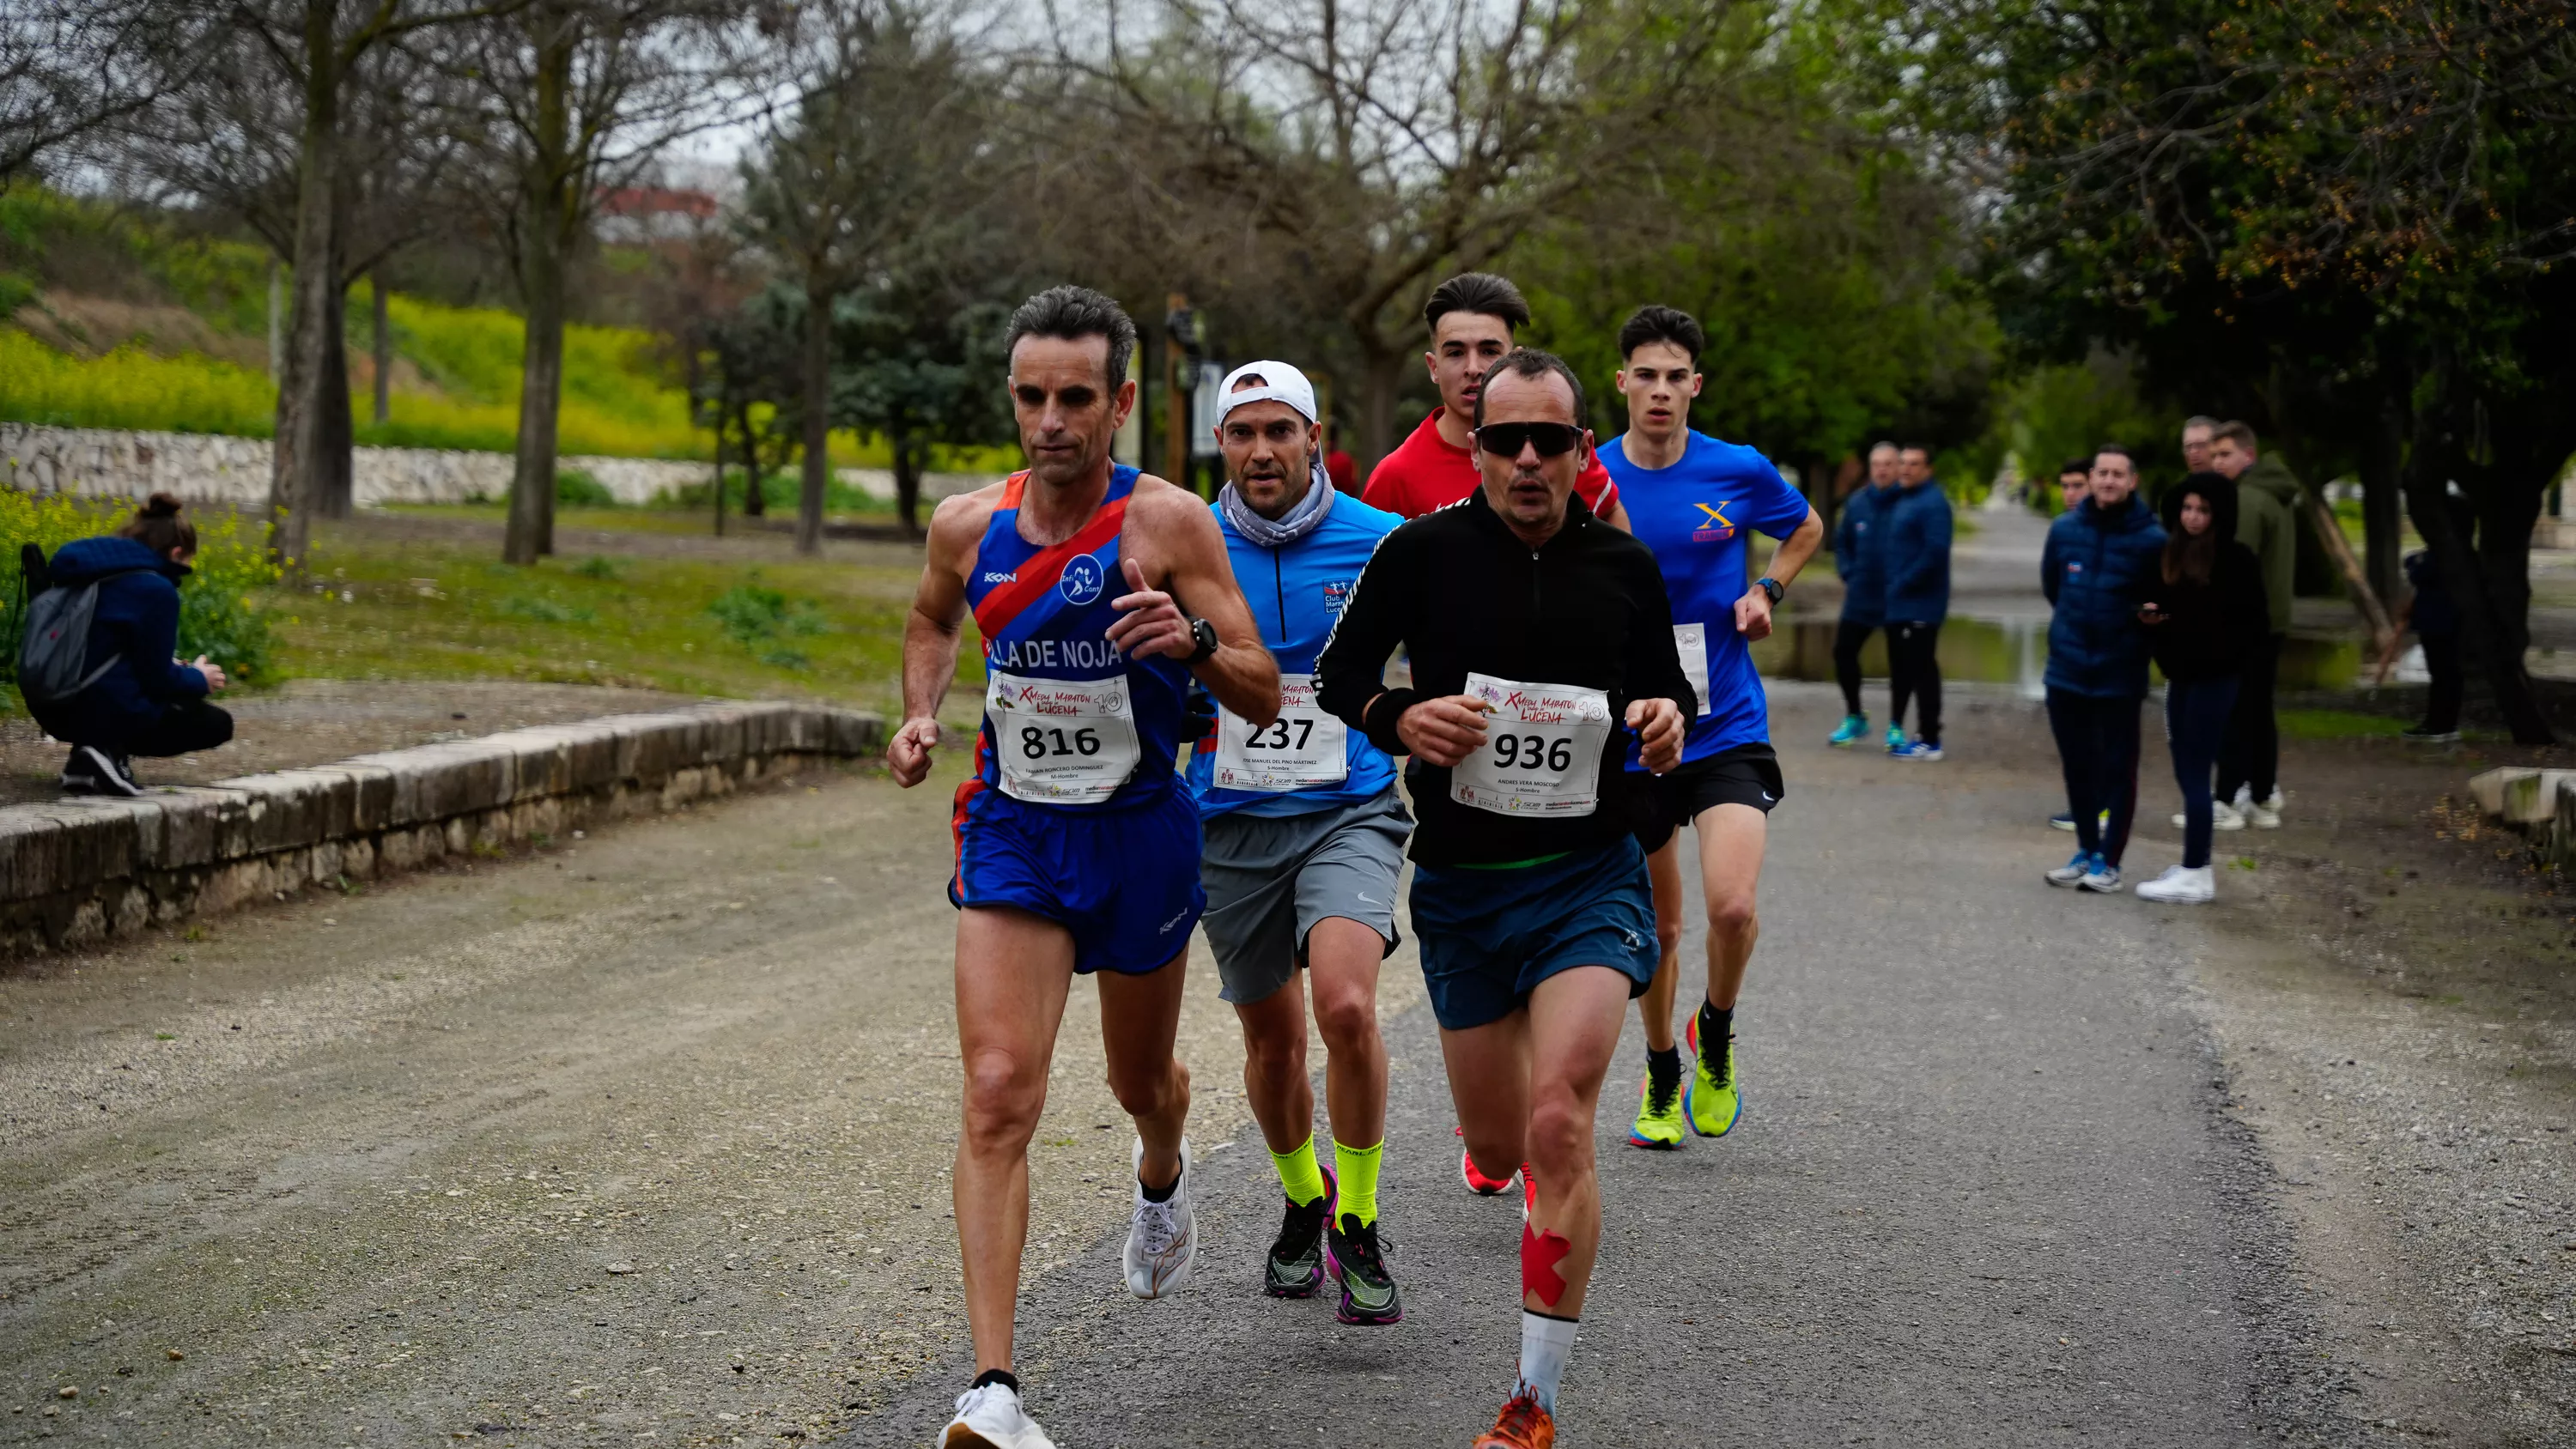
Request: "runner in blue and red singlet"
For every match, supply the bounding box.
[887,287,1278,1449]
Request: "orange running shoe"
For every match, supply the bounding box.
[1472,1390,1555,1448]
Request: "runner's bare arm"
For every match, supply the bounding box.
[1108,480,1280,726]
[1732,506,1824,640]
[887,491,993,789]
[1599,497,1632,533]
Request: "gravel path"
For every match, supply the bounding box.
[3,685,2567,1447]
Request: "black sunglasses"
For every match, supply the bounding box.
[1473,421,1583,458]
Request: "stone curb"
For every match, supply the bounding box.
[1,701,884,958]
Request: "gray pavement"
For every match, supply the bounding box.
[852,686,2331,1447]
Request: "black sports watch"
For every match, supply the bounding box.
[1186,615,1220,662]
[1755,576,1785,605]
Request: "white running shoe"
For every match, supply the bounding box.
[2136,864,2215,904]
[940,1380,1055,1448]
[2077,858,2123,893]
[1123,1136,1196,1299]
[2245,789,2282,829]
[2172,801,2245,831]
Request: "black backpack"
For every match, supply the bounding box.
[15,544,151,706]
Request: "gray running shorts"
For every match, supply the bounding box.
[1198,787,1411,1004]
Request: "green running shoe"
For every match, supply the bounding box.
[1682,1015,1743,1138]
[1625,1064,1686,1149]
[1325,1212,1402,1325]
[1884,724,1906,752]
[1827,712,1870,748]
[1263,1169,1334,1298]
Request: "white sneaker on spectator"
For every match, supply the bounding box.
[2239,787,2281,829]
[2172,801,2244,831]
[2136,864,2215,904]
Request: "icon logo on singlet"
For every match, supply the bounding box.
[1691,500,1737,543]
[1321,579,1354,615]
[1060,554,1106,604]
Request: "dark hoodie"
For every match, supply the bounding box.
[28,535,210,748]
[2142,475,2271,682]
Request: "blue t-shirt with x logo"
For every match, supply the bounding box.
[1600,430,1812,767]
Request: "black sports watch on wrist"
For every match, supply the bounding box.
[1186,616,1220,662]
[1755,576,1785,605]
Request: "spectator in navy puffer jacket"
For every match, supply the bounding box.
[29,494,234,796]
[1880,444,1953,760]
[2038,446,2166,891]
[1826,441,1899,746]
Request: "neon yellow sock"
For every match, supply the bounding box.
[1334,1138,1384,1227]
[1268,1134,1329,1207]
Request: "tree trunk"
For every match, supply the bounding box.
[2405,434,2553,744]
[710,401,726,538]
[795,278,831,555]
[893,425,923,540]
[2359,409,2403,606]
[2297,482,2391,646]
[369,268,391,425]
[504,24,574,567]
[268,0,344,576]
[1358,345,1405,480]
[319,280,354,518]
[738,400,766,517]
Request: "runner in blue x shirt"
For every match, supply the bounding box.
[1185,360,1411,1329]
[1595,306,1823,1149]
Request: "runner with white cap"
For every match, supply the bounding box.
[1186,360,1413,1326]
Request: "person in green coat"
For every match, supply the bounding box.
[2206,420,2296,828]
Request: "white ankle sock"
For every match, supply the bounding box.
[1517,1310,1578,1411]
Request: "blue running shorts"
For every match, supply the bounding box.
[949,778,1205,975]
[1407,839,1658,1031]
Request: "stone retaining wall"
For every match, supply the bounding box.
[0,422,984,508]
[0,700,884,958]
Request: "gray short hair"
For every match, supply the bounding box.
[1005,286,1137,388]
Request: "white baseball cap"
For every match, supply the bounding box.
[1218,360,1318,424]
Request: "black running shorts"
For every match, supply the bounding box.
[1629,743,1784,853]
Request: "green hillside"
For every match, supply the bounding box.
[0,189,713,458]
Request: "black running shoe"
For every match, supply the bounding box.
[1263,1169,1334,1298]
[64,744,142,797]
[1326,1212,1401,1325]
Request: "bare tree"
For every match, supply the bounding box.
[1040,0,1723,467]
[185,0,526,574]
[112,22,466,518]
[456,0,758,565]
[736,0,990,554]
[0,0,211,185]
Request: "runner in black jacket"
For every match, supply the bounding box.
[1314,349,1691,1449]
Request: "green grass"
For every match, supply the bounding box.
[278,509,975,709]
[2278,706,2412,740]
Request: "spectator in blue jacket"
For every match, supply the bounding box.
[1881,444,1954,761]
[1827,441,1899,747]
[29,494,234,796]
[2038,446,2165,893]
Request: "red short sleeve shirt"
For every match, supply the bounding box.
[1360,410,1621,520]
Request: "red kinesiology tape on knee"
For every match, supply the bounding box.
[1521,1221,1573,1306]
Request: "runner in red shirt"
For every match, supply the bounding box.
[1362,272,1628,528]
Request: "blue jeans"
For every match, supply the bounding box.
[2045,688,2142,865]
[2165,676,2241,869]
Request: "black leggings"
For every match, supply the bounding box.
[1832,620,1875,716]
[2419,632,2463,733]
[1889,621,1942,745]
[2215,632,2281,802]
[89,699,234,758]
